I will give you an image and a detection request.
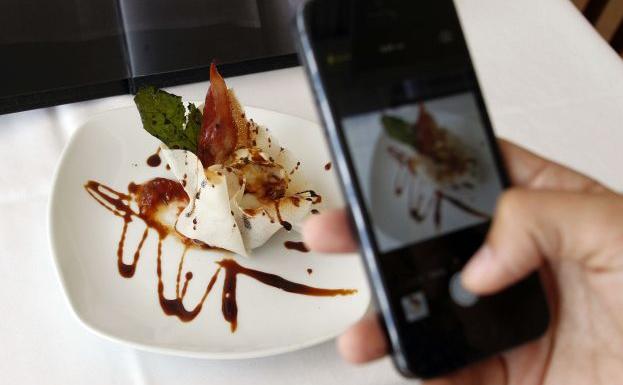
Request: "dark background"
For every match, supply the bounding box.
[0,0,304,114]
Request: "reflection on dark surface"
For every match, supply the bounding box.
[0,0,304,114]
[0,0,128,99]
[122,0,297,77]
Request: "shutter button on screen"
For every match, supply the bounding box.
[449,272,478,307]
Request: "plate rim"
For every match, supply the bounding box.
[47,104,369,359]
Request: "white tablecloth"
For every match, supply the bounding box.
[1,1,622,384]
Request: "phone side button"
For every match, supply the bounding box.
[449,272,478,307]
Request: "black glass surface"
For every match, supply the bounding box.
[300,0,549,378]
[0,0,303,114]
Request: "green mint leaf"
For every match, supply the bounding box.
[134,87,202,153]
[381,115,415,147]
[184,102,202,151]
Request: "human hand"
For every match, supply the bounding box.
[303,140,623,384]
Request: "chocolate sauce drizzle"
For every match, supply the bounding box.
[274,201,292,231]
[84,179,356,332]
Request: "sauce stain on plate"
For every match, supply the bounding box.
[284,241,309,253]
[146,147,162,167]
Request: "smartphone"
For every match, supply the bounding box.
[295,0,549,379]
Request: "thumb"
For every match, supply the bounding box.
[462,188,623,294]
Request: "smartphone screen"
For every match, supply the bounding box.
[343,92,504,253]
[298,0,549,378]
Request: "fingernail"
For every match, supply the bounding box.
[462,245,493,289]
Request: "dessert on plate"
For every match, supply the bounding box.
[135,63,320,257]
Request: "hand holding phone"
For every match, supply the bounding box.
[304,140,623,384]
[295,0,550,378]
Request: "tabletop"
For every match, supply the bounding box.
[1,0,622,384]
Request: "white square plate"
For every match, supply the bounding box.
[48,105,370,358]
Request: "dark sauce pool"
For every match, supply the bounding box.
[146,147,162,167]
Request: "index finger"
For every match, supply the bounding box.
[303,209,357,253]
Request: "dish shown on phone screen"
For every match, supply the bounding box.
[343,92,504,253]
